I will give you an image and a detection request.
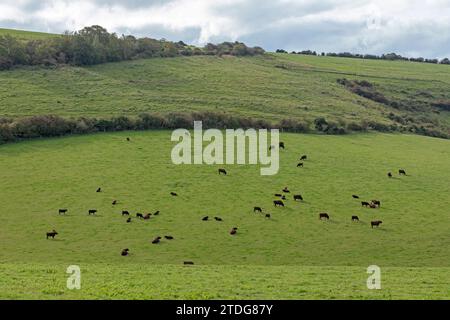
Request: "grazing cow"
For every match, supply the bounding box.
[184,261,194,265]
[88,209,97,215]
[126,137,131,142]
[371,221,383,228]
[218,168,227,175]
[293,194,303,201]
[319,213,330,220]
[165,236,174,240]
[274,194,282,197]
[369,203,377,209]
[96,188,102,193]
[58,209,68,215]
[230,227,238,235]
[46,230,58,239]
[300,155,307,161]
[282,195,287,200]
[265,214,271,219]
[144,214,151,220]
[121,249,129,256]
[152,237,162,244]
[282,187,290,193]
[136,213,144,219]
[279,142,285,149]
[274,200,285,207]
[202,216,209,221]
[399,169,407,176]
[112,200,117,205]
[254,207,263,213]
[352,195,360,199]
[153,211,160,216]
[388,172,393,178]
[352,216,359,222]
[170,192,178,197]
[361,201,370,208]
[126,218,132,223]
[297,162,304,168]
[371,200,381,207]
[214,217,223,222]
[122,210,130,216]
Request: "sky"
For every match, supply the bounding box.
[1,0,450,58]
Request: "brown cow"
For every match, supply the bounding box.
[46,230,58,239]
[319,213,330,220]
[371,221,383,228]
[152,237,162,244]
[274,200,285,207]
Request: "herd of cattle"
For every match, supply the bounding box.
[46,139,408,260]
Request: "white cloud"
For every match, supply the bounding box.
[1,0,450,57]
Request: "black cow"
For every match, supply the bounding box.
[399,169,407,176]
[58,209,68,215]
[293,194,303,201]
[88,209,97,215]
[282,187,290,193]
[126,218,132,223]
[96,188,102,193]
[202,216,209,221]
[388,172,393,178]
[184,261,194,265]
[218,168,227,175]
[274,194,282,197]
[165,236,174,240]
[136,213,144,219]
[214,217,223,221]
[254,207,263,213]
[46,230,58,239]
[300,155,307,161]
[361,201,370,208]
[319,213,330,220]
[230,227,238,235]
[371,200,381,207]
[274,200,285,207]
[352,195,360,199]
[152,237,162,244]
[297,162,304,168]
[153,211,160,216]
[170,192,178,197]
[121,248,129,256]
[371,221,383,228]
[352,216,359,222]
[279,142,285,149]
[112,200,117,205]
[265,214,271,219]
[122,210,130,216]
[126,137,131,142]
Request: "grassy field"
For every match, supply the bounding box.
[0,28,58,40]
[1,52,450,134]
[0,131,449,299]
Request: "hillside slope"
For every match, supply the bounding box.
[1,52,450,137]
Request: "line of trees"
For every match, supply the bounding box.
[0,25,265,70]
[277,49,450,65]
[1,111,448,145]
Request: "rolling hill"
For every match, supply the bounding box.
[1,28,449,300]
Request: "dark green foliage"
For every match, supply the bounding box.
[0,26,264,70]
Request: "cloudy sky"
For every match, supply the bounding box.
[1,0,450,58]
